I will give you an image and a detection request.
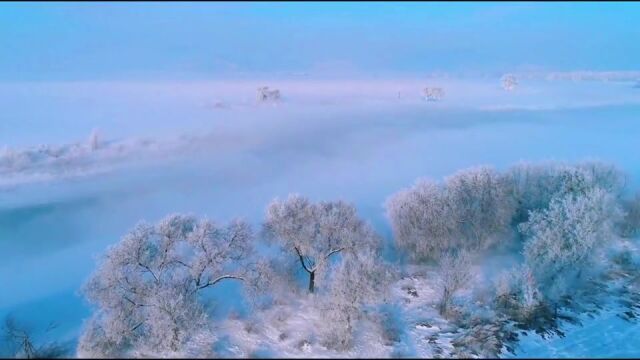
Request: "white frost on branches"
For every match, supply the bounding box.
[264,194,381,293]
[78,214,254,358]
[519,187,623,300]
[321,248,391,350]
[438,250,472,317]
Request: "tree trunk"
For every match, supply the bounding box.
[309,271,315,293]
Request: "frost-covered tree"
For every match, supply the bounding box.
[386,179,456,262]
[495,265,542,321]
[438,250,472,317]
[78,214,253,358]
[519,188,623,301]
[443,166,515,250]
[386,167,514,261]
[264,194,380,293]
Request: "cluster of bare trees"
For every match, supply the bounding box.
[78,196,387,357]
[77,160,640,357]
[387,160,638,319]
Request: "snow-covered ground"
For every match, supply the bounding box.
[212,263,498,358]
[1,77,639,357]
[512,309,640,358]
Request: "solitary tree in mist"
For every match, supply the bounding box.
[264,194,380,293]
[78,214,254,357]
[422,87,445,101]
[501,74,518,91]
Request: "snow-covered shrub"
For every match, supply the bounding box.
[518,267,541,313]
[264,194,381,294]
[320,248,391,350]
[519,187,624,302]
[494,265,542,323]
[438,250,472,317]
[369,303,406,349]
[0,130,211,187]
[79,214,254,357]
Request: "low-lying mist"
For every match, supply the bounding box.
[1,77,639,355]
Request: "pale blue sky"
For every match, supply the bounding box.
[1,2,639,80]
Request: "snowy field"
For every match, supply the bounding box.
[1,77,640,357]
